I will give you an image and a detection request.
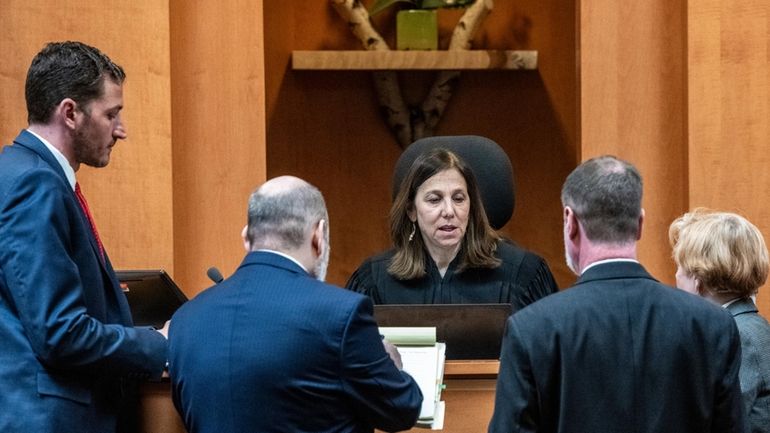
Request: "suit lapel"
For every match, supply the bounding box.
[14,130,132,324]
[13,130,69,182]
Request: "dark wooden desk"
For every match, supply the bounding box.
[138,360,499,433]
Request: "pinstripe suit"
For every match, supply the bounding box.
[169,251,422,433]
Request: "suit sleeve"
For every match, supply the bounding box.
[0,169,166,375]
[488,315,539,433]
[339,296,422,432]
[711,316,747,433]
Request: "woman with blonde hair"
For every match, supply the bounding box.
[670,209,770,432]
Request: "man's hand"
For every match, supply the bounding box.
[382,339,403,370]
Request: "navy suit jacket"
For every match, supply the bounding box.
[169,251,423,433]
[0,130,168,433]
[489,261,745,433]
[727,297,770,432]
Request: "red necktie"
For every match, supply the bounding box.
[74,182,105,262]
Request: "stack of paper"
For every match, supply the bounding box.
[380,327,446,430]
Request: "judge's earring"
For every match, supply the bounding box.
[408,223,416,242]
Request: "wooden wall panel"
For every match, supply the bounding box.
[688,0,770,314]
[0,1,174,274]
[263,0,577,289]
[169,0,267,296]
[579,0,687,287]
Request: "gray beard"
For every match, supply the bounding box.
[313,236,330,282]
[564,244,580,276]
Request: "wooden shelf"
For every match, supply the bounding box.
[292,50,537,71]
[444,359,499,376]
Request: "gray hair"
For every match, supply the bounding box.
[246,181,328,251]
[561,155,643,244]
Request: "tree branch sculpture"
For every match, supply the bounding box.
[331,0,494,148]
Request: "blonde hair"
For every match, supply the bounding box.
[669,208,769,297]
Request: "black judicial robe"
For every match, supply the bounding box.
[346,240,558,309]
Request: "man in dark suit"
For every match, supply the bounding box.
[169,176,423,433]
[488,155,745,433]
[0,42,168,432]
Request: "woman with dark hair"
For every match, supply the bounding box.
[346,147,558,309]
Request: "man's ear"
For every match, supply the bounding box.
[57,98,80,130]
[564,206,579,241]
[241,225,250,252]
[311,219,326,257]
[636,208,645,241]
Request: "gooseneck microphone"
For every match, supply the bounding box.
[206,267,224,284]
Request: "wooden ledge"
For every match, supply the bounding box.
[292,50,538,71]
[444,359,500,376]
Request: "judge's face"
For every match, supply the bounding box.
[408,168,470,259]
[675,266,700,295]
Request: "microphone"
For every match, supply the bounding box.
[206,267,224,284]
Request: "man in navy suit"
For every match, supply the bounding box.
[488,156,745,433]
[169,176,423,433]
[0,42,168,433]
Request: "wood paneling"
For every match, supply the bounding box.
[3,0,767,314]
[688,0,770,313]
[169,0,267,296]
[264,0,577,289]
[579,0,688,288]
[0,1,174,274]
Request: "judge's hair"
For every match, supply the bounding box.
[247,182,328,252]
[26,41,125,124]
[388,148,500,280]
[669,209,769,297]
[561,155,642,245]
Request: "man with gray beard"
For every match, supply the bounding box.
[168,176,422,433]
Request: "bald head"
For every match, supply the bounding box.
[246,176,328,252]
[258,175,312,197]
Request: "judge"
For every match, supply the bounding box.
[346,136,557,308]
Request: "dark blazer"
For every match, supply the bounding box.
[169,251,423,433]
[488,261,745,433]
[726,297,770,433]
[0,130,168,433]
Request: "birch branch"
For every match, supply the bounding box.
[416,0,494,139]
[331,0,412,147]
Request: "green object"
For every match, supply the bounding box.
[397,9,438,51]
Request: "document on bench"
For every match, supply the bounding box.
[380,327,446,430]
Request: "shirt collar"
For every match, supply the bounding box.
[26,129,76,190]
[582,258,640,274]
[255,249,308,273]
[722,297,744,309]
